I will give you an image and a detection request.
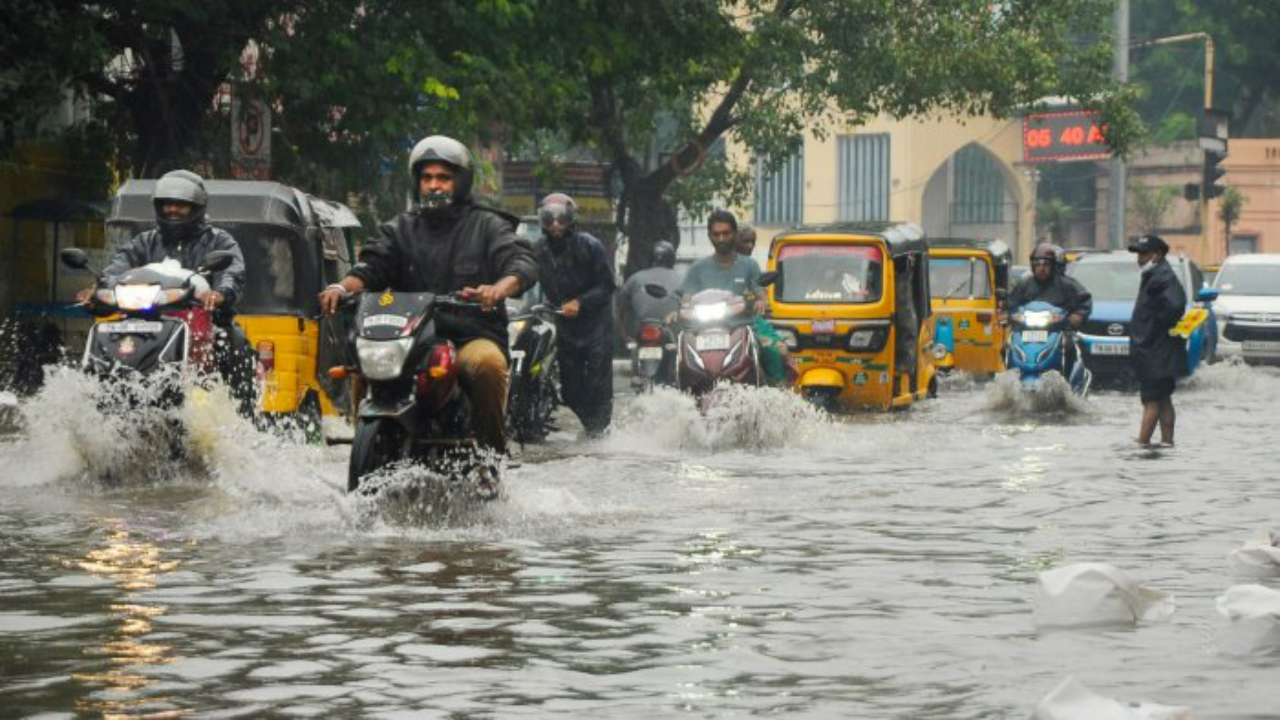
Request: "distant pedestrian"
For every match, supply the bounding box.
[736,224,757,257]
[1127,234,1188,446]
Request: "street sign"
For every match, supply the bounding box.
[1022,110,1111,162]
[230,95,271,180]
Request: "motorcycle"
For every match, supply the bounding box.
[627,319,677,393]
[645,273,776,408]
[59,248,237,410]
[1006,301,1092,395]
[506,303,561,444]
[344,289,497,497]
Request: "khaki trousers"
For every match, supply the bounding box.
[456,338,509,453]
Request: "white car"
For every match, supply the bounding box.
[1212,254,1280,364]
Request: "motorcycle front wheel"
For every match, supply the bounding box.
[348,418,407,493]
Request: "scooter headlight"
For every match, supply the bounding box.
[114,284,162,310]
[94,289,117,306]
[357,337,414,380]
[1023,310,1053,328]
[694,302,729,322]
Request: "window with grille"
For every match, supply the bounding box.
[837,134,890,221]
[754,148,804,226]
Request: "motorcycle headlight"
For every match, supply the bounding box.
[694,302,729,322]
[508,319,528,348]
[94,289,117,306]
[776,329,798,350]
[157,288,188,306]
[115,284,162,310]
[357,337,414,380]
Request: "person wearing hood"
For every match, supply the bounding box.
[1127,234,1188,446]
[79,169,253,408]
[532,193,616,436]
[319,135,539,455]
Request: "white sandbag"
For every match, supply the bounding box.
[1034,677,1193,720]
[1228,530,1280,576]
[1215,584,1280,655]
[1033,562,1175,629]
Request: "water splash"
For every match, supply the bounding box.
[984,370,1089,417]
[606,384,834,453]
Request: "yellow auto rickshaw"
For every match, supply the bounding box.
[927,238,1011,377]
[766,222,937,411]
[106,180,362,431]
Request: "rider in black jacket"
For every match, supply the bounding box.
[1006,243,1093,380]
[533,193,616,436]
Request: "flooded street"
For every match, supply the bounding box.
[2,362,1279,718]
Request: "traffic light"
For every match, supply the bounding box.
[1203,149,1227,199]
[1183,183,1200,201]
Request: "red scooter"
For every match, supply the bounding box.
[645,273,776,408]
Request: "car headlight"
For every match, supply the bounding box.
[114,284,162,310]
[357,337,414,380]
[694,302,729,322]
[776,329,798,350]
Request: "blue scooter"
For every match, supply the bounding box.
[1006,301,1092,396]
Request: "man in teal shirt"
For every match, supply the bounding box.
[680,210,789,384]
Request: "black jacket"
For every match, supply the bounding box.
[1008,272,1093,319]
[349,202,539,348]
[103,223,246,307]
[534,231,617,342]
[1129,259,1188,381]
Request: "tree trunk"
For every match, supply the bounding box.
[619,174,679,277]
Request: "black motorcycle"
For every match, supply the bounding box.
[506,303,561,445]
[627,319,676,392]
[346,290,496,497]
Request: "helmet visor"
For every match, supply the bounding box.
[539,204,574,230]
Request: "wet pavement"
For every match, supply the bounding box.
[1,361,1279,717]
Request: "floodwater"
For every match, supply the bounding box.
[2,361,1279,718]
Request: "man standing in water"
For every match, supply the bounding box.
[1127,234,1187,446]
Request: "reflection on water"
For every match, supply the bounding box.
[68,519,182,716]
[0,360,1279,716]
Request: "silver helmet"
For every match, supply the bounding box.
[152,170,208,241]
[408,135,473,210]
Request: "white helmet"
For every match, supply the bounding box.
[408,135,473,208]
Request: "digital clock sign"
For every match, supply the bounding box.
[1022,110,1111,162]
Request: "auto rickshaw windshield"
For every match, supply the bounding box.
[930,257,992,300]
[776,245,883,304]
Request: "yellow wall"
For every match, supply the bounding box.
[729,114,1035,260]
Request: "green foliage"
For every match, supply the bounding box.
[1128,182,1180,233]
[1218,185,1245,226]
[1036,198,1075,241]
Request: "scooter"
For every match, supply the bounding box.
[627,319,676,392]
[1006,301,1092,395]
[59,247,237,409]
[343,289,496,497]
[506,303,560,444]
[645,273,776,408]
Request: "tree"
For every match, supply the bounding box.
[1128,182,1179,234]
[1218,185,1245,256]
[510,0,1138,274]
[1,1,287,178]
[1035,198,1075,242]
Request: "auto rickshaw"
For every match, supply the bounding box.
[927,238,1011,377]
[766,222,937,411]
[105,180,361,431]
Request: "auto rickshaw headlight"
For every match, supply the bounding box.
[933,343,950,360]
[847,329,877,351]
[776,329,798,350]
[357,337,413,380]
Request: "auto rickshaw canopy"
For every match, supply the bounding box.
[771,221,927,258]
[109,180,322,231]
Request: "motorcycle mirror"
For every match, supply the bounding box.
[200,250,236,274]
[643,283,670,299]
[59,248,92,270]
[758,271,778,287]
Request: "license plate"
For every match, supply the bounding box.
[812,319,836,334]
[638,346,663,360]
[1243,340,1280,352]
[363,314,408,329]
[1092,342,1130,356]
[695,333,731,352]
[1021,330,1048,343]
[99,320,163,334]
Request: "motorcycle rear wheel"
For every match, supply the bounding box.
[348,418,406,493]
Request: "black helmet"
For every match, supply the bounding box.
[408,135,473,210]
[538,192,576,235]
[651,240,676,269]
[152,170,208,242]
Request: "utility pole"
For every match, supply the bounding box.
[1107,0,1129,250]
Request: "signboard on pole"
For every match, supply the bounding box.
[1022,110,1110,162]
[230,95,271,180]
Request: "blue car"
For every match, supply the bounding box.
[1065,251,1218,384]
